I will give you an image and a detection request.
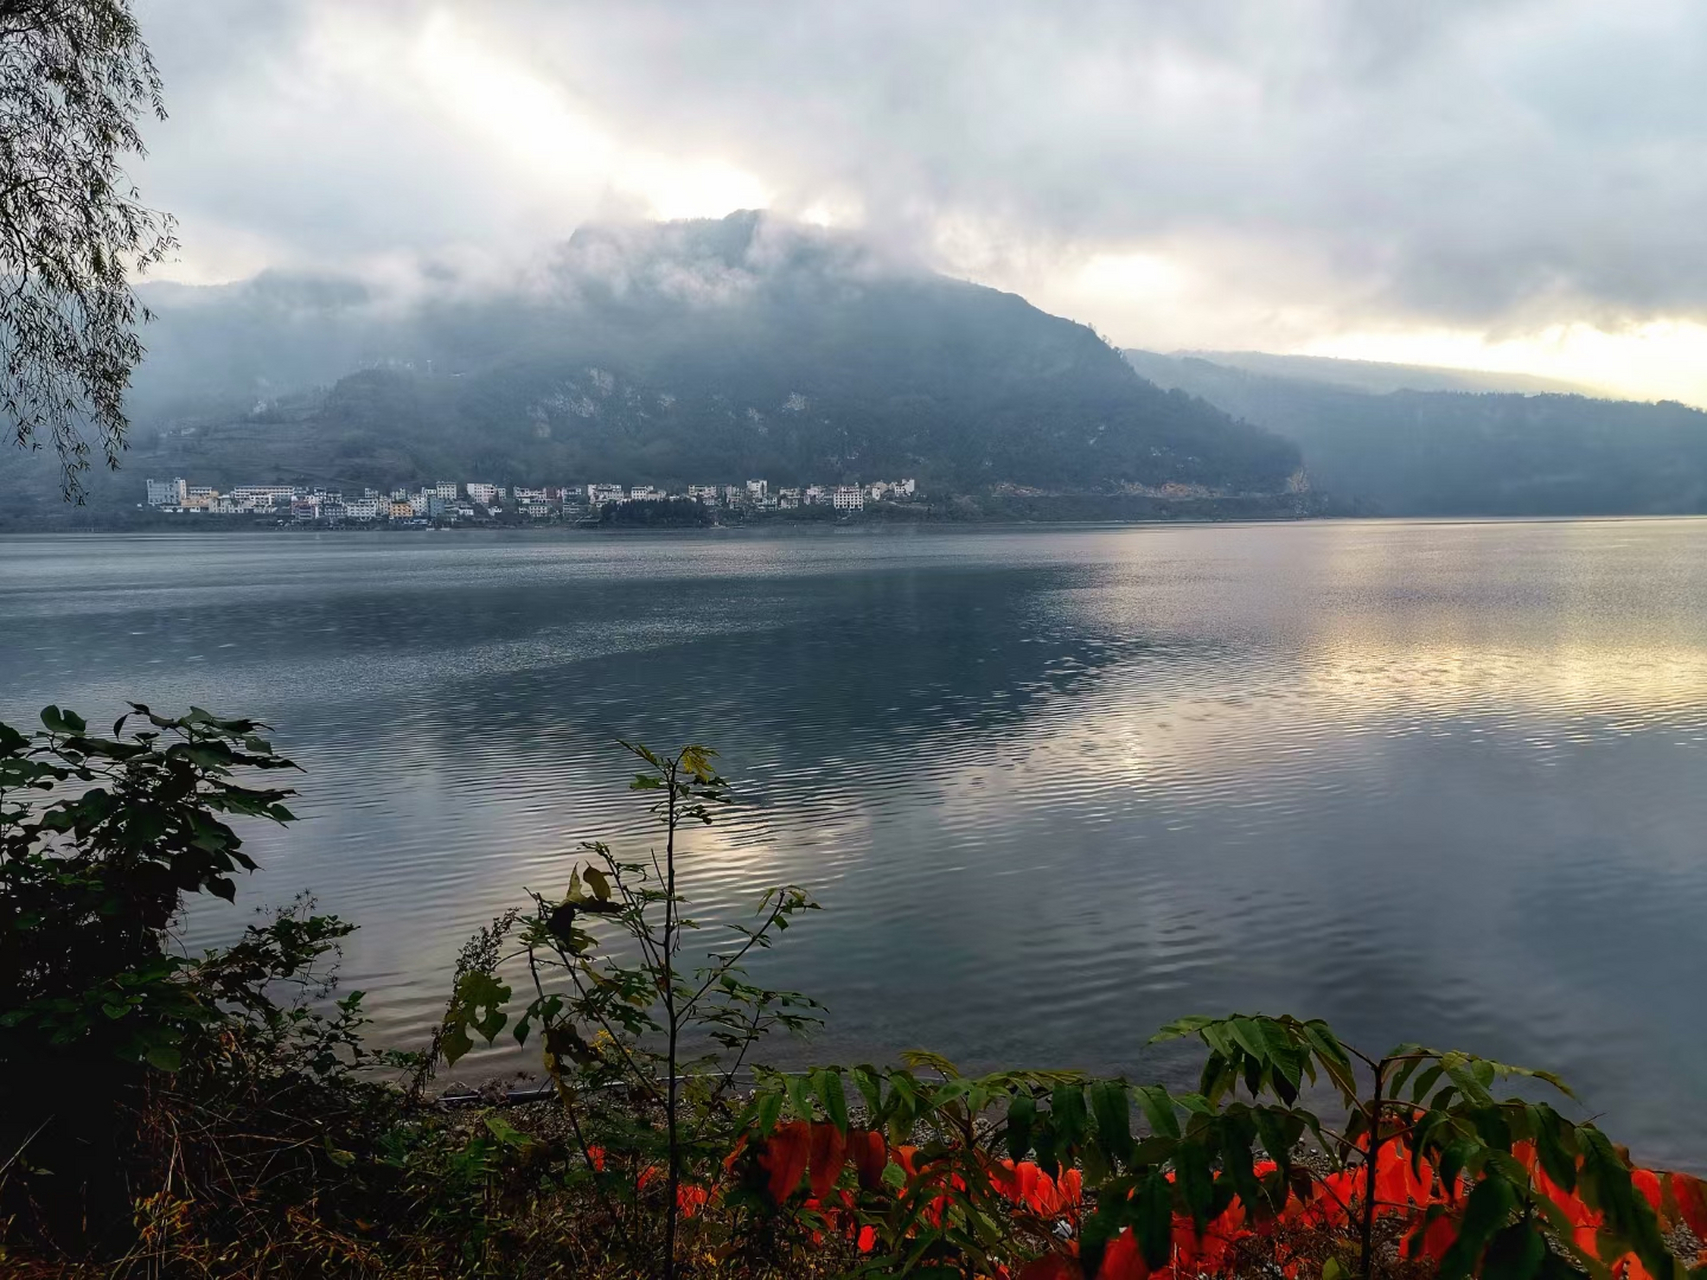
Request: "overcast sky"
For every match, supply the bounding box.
[133,0,1707,405]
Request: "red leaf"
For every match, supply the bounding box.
[1667,1171,1707,1238]
[850,1128,888,1191]
[1096,1229,1149,1280]
[1632,1168,1663,1214]
[808,1122,848,1199]
[757,1121,811,1203]
[1407,1212,1458,1262]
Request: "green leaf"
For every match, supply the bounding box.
[814,1068,849,1134]
[1441,1175,1519,1280]
[1050,1083,1088,1151]
[583,865,612,900]
[852,1066,884,1118]
[1134,1084,1181,1139]
[754,1089,784,1136]
[442,1023,474,1066]
[1135,1167,1174,1269]
[144,1044,183,1072]
[1483,1221,1547,1280]
[1006,1092,1036,1161]
[1150,1015,1217,1043]
[1091,1080,1134,1166]
[784,1071,816,1123]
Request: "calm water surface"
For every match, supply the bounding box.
[2,522,1704,1168]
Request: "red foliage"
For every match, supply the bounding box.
[741,1115,1702,1280]
[1667,1170,1707,1239]
[1097,1228,1149,1280]
[849,1128,888,1190]
[808,1123,848,1199]
[756,1120,812,1202]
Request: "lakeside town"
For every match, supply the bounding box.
[142,476,920,524]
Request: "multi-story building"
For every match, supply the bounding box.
[588,483,625,506]
[229,485,297,511]
[687,485,720,505]
[867,479,917,500]
[434,481,458,500]
[746,479,768,502]
[777,487,802,508]
[466,482,501,506]
[344,498,384,521]
[512,487,548,503]
[804,485,827,505]
[629,485,664,501]
[832,485,865,510]
[722,484,747,506]
[145,478,187,507]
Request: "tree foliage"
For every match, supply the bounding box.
[0,0,175,500]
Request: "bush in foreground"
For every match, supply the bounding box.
[2,705,1703,1279]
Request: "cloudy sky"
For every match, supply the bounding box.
[133,0,1707,405]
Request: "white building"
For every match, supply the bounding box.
[434,481,459,500]
[145,477,187,507]
[344,497,384,521]
[722,484,747,505]
[746,478,768,501]
[832,485,866,510]
[629,485,664,501]
[777,487,802,509]
[687,485,721,505]
[804,485,827,505]
[588,483,625,506]
[512,487,548,503]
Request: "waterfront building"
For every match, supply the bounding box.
[145,477,187,507]
[832,485,865,510]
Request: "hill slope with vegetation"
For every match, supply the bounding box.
[1125,349,1707,515]
[1,215,1302,521]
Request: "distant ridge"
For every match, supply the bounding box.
[1164,350,1605,398]
[1122,348,1707,516]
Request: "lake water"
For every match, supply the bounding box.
[3,521,1705,1169]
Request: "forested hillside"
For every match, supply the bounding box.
[0,215,1301,520]
[1125,350,1707,515]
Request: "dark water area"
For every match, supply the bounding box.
[3,521,1704,1169]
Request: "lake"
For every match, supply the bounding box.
[2,521,1704,1169]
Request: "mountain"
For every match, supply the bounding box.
[1124,349,1707,516]
[1159,351,1603,397]
[0,213,1302,520]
